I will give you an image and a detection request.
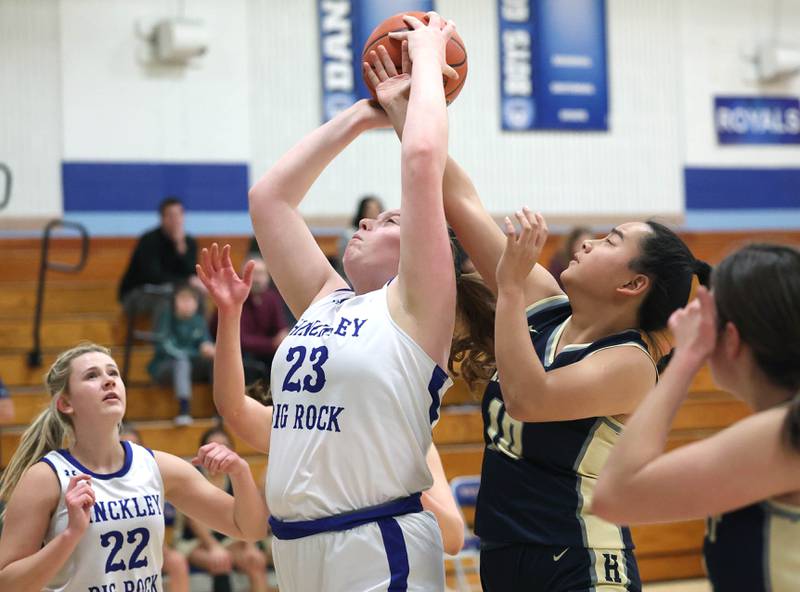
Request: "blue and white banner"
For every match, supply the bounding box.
[318,0,433,122]
[498,0,608,131]
[715,97,800,145]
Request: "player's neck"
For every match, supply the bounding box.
[69,428,127,473]
[563,296,639,346]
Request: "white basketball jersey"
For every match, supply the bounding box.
[41,441,165,592]
[268,284,453,521]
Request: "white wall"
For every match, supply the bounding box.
[249,0,686,221]
[681,0,800,167]
[60,0,251,162]
[3,0,799,227]
[0,0,62,219]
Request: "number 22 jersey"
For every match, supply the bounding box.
[41,440,165,592]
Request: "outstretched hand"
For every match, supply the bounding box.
[496,208,549,292]
[668,286,719,366]
[363,41,412,111]
[196,243,254,314]
[388,12,458,80]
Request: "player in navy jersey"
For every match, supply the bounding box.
[595,244,800,591]
[368,54,709,591]
[0,343,268,592]
[235,12,487,591]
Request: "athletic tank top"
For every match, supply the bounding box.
[475,295,655,550]
[705,500,800,591]
[267,284,453,521]
[40,440,165,592]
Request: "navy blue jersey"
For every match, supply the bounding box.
[704,501,800,591]
[475,295,655,550]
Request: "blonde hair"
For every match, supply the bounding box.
[0,342,110,505]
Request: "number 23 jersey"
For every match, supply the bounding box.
[268,285,453,521]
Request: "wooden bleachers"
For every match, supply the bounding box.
[0,228,797,584]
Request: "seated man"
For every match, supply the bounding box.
[119,196,204,316]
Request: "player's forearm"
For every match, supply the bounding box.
[249,103,372,210]
[213,309,246,419]
[228,470,269,541]
[495,286,547,419]
[0,529,82,592]
[402,54,448,176]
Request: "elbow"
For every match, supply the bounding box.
[443,521,465,556]
[403,142,442,174]
[502,386,535,422]
[590,479,626,525]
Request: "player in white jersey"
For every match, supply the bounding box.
[198,244,468,558]
[204,12,461,591]
[0,343,268,592]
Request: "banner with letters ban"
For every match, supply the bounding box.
[318,0,433,123]
[498,0,608,131]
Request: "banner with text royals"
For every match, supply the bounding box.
[318,0,433,123]
[498,0,608,131]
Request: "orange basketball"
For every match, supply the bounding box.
[361,11,468,104]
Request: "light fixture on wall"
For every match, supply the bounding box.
[150,18,209,64]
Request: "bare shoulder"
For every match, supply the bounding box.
[18,461,61,503]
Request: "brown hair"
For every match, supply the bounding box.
[450,272,496,391]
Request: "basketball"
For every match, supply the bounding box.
[361,11,468,104]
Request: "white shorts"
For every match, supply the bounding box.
[272,510,444,591]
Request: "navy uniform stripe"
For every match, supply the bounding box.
[427,366,448,424]
[378,518,411,591]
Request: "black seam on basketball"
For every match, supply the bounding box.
[446,75,466,99]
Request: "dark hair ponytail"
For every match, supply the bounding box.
[630,221,709,333]
[712,243,800,452]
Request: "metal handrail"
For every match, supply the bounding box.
[27,220,90,367]
[0,163,11,211]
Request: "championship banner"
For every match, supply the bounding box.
[318,0,433,123]
[498,0,608,131]
[715,97,800,145]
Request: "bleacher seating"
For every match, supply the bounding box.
[1,228,797,585]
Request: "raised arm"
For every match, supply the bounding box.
[249,101,389,318]
[157,444,268,542]
[0,469,93,592]
[197,244,272,453]
[383,13,458,367]
[494,210,655,421]
[593,288,800,523]
[368,42,562,305]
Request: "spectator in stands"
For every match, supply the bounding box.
[350,195,384,233]
[119,423,190,592]
[546,226,593,290]
[179,426,272,592]
[148,283,215,426]
[209,256,288,386]
[118,196,204,316]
